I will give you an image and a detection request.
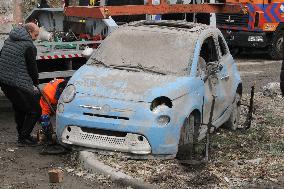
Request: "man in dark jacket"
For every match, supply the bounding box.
[0,23,41,146]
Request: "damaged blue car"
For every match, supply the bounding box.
[56,21,242,158]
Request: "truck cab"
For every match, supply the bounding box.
[216,0,284,59]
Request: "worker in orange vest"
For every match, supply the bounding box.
[39,79,67,142]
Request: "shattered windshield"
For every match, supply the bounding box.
[88,26,197,75]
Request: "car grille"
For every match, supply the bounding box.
[83,112,129,120]
[216,13,248,27]
[61,126,151,154]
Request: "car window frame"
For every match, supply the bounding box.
[216,33,229,59]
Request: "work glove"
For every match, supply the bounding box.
[40,115,53,142]
[40,114,51,128]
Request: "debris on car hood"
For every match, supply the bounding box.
[71,65,196,102]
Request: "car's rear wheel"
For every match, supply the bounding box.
[176,113,200,159]
[224,93,241,130]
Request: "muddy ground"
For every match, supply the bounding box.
[0,108,123,189]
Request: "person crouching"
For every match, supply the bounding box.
[39,79,67,143]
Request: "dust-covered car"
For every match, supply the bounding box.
[56,21,242,158]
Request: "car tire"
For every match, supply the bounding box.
[268,31,284,60]
[176,114,200,159]
[224,93,241,130]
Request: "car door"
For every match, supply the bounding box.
[198,35,227,129]
[216,34,235,108]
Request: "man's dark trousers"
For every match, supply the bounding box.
[0,83,41,138]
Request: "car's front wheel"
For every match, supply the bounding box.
[224,93,241,130]
[176,113,200,159]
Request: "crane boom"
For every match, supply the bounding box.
[64,0,245,19]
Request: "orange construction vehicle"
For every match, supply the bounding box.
[216,0,284,59]
[64,0,284,59]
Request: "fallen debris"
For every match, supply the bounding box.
[262,82,281,97]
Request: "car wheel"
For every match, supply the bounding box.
[176,114,200,159]
[268,31,283,60]
[225,93,241,130]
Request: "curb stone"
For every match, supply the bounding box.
[79,151,158,189]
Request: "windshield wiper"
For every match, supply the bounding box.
[91,59,109,68]
[136,64,166,75]
[109,64,166,75]
[91,61,166,75]
[109,64,140,72]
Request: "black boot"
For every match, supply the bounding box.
[18,135,38,146]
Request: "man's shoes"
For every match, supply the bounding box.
[18,135,38,146]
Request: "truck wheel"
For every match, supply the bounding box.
[224,93,241,130]
[268,31,284,60]
[176,114,200,159]
[230,47,240,57]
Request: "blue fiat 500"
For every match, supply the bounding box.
[56,21,242,157]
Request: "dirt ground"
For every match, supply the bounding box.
[95,92,283,189]
[0,107,124,189]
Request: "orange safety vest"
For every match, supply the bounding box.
[40,79,64,115]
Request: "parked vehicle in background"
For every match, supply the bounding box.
[56,21,242,158]
[24,8,117,82]
[216,0,284,59]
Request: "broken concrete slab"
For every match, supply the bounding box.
[79,150,158,189]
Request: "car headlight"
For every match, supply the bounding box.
[62,84,76,103]
[156,115,170,126]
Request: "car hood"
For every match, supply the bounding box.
[70,65,195,102]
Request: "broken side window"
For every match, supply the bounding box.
[199,36,218,64]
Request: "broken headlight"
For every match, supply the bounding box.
[150,96,172,111]
[62,84,76,103]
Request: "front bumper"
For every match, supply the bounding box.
[56,94,182,156]
[61,125,151,154]
[220,30,269,48]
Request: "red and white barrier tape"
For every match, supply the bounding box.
[37,54,82,60]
